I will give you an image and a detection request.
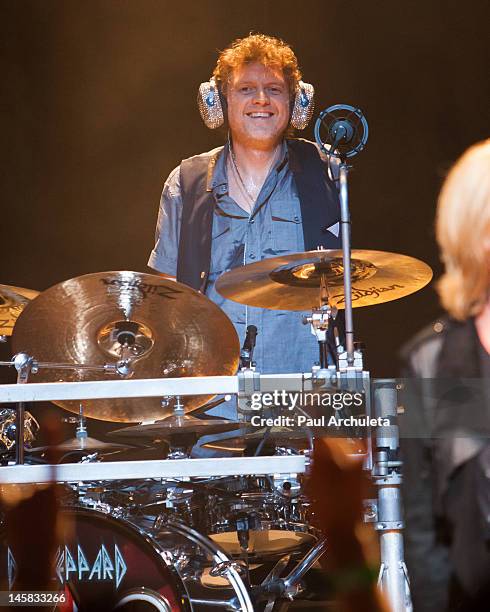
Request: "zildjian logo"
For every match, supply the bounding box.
[100,278,182,300]
[332,284,404,304]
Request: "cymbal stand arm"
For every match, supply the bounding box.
[0,358,126,375]
[339,162,355,366]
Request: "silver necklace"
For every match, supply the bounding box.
[229,142,278,205]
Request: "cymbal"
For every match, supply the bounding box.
[202,435,310,453]
[202,427,312,453]
[30,436,132,454]
[0,284,39,336]
[108,415,239,440]
[216,249,433,311]
[12,271,239,422]
[202,430,366,454]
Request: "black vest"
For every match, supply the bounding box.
[177,139,341,292]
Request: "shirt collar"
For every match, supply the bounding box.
[208,140,288,192]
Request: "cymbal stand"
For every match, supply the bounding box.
[334,163,410,608]
[303,272,338,371]
[338,162,355,366]
[369,380,411,611]
[75,404,88,444]
[162,395,193,460]
[12,352,33,465]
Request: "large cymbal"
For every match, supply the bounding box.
[216,249,433,311]
[12,271,239,422]
[0,284,39,335]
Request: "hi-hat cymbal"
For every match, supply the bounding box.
[108,415,238,440]
[202,427,312,453]
[12,271,239,422]
[216,249,433,311]
[202,433,311,453]
[30,436,132,454]
[0,284,39,336]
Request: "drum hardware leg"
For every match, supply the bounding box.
[253,425,273,456]
[189,597,242,610]
[254,538,327,603]
[260,554,291,612]
[280,537,327,596]
[12,352,35,465]
[372,380,412,612]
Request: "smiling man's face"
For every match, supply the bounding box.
[226,62,291,150]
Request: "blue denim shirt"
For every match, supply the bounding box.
[149,142,339,420]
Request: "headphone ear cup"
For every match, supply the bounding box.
[290,81,315,130]
[197,78,225,129]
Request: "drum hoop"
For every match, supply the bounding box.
[158,519,254,612]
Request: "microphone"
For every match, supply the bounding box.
[314,104,369,159]
[330,119,355,148]
[240,325,258,368]
[243,325,258,352]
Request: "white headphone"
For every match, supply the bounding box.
[197,77,315,130]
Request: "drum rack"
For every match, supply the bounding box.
[0,455,305,484]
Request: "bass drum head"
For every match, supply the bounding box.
[1,507,255,611]
[1,507,189,612]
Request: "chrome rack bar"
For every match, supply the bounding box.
[0,455,306,484]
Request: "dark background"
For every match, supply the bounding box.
[1,0,489,387]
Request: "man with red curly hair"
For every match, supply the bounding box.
[149,34,341,420]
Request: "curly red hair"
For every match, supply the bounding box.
[213,33,302,97]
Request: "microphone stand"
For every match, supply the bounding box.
[339,161,355,366]
[313,106,411,610]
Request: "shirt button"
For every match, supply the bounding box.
[294,215,300,222]
[249,218,255,224]
[249,253,256,259]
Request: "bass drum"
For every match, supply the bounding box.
[1,508,254,612]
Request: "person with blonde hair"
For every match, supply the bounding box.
[436,140,490,322]
[401,140,490,612]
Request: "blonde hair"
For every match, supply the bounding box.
[436,139,490,319]
[213,33,301,98]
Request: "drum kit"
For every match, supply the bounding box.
[0,244,431,610]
